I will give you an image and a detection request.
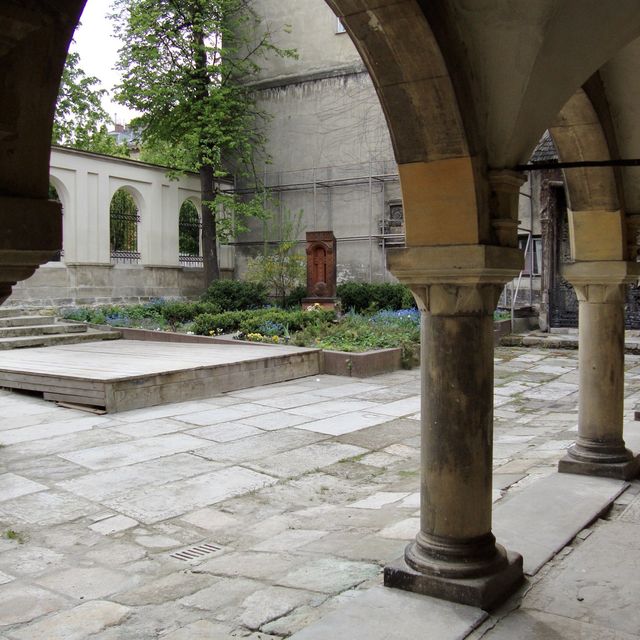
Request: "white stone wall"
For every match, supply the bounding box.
[9,147,234,307]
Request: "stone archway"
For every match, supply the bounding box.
[4,0,640,610]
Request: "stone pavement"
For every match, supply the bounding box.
[0,346,639,638]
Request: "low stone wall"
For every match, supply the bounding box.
[6,263,220,307]
[322,347,402,377]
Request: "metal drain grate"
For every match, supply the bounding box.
[170,543,222,562]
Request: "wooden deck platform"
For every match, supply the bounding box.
[0,340,321,412]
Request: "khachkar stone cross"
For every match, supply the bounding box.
[303,231,337,309]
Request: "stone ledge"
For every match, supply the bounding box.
[321,347,403,377]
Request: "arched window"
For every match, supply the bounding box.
[178,199,202,267]
[48,181,63,262]
[110,188,140,264]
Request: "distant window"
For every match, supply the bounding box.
[518,235,542,276]
[336,17,346,34]
[380,202,405,246]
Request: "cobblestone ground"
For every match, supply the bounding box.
[0,346,639,638]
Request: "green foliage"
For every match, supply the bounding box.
[200,280,268,311]
[111,0,296,282]
[192,307,335,336]
[179,200,201,256]
[3,529,25,544]
[160,301,221,329]
[336,282,417,313]
[53,50,129,157]
[62,300,220,330]
[283,285,308,309]
[314,310,420,367]
[246,210,306,306]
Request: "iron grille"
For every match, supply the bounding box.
[179,205,202,268]
[110,210,140,264]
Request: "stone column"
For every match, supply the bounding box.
[559,262,640,480]
[384,246,524,609]
[0,195,62,304]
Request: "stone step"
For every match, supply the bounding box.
[0,315,52,328]
[0,323,88,338]
[0,307,33,318]
[0,329,121,350]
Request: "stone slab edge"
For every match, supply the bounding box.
[289,586,487,640]
[493,473,627,576]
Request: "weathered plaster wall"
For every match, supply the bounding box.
[236,2,403,283]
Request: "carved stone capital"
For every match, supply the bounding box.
[409,282,503,315]
[489,170,527,248]
[387,245,522,316]
[563,261,640,304]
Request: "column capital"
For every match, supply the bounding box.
[388,245,523,315]
[489,170,527,247]
[488,169,527,193]
[388,245,523,285]
[562,261,640,303]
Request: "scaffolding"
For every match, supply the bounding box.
[229,159,403,282]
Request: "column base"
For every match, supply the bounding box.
[558,450,640,480]
[384,545,523,610]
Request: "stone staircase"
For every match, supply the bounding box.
[0,308,120,350]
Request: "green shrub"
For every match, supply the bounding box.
[201,280,268,311]
[192,307,336,337]
[192,310,252,335]
[314,310,420,366]
[283,284,308,309]
[336,282,416,313]
[160,301,220,328]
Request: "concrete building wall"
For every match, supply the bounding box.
[250,0,362,82]
[235,0,403,284]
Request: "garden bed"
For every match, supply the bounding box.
[59,282,521,380]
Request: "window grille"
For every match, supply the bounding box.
[179,201,203,267]
[110,191,140,264]
[380,202,405,246]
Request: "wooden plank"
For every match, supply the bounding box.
[3,379,105,400]
[0,371,105,391]
[44,392,107,408]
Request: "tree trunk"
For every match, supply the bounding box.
[200,163,220,284]
[193,15,219,285]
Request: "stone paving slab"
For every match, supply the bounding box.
[57,453,222,502]
[493,473,626,575]
[0,473,47,502]
[0,347,638,639]
[103,466,278,524]
[59,433,212,470]
[0,584,69,626]
[5,601,131,640]
[289,586,487,640]
[482,609,639,640]
[522,521,640,637]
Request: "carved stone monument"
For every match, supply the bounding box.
[303,231,337,309]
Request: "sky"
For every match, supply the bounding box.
[71,0,139,125]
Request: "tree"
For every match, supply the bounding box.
[111,0,295,283]
[53,50,130,157]
[246,209,306,307]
